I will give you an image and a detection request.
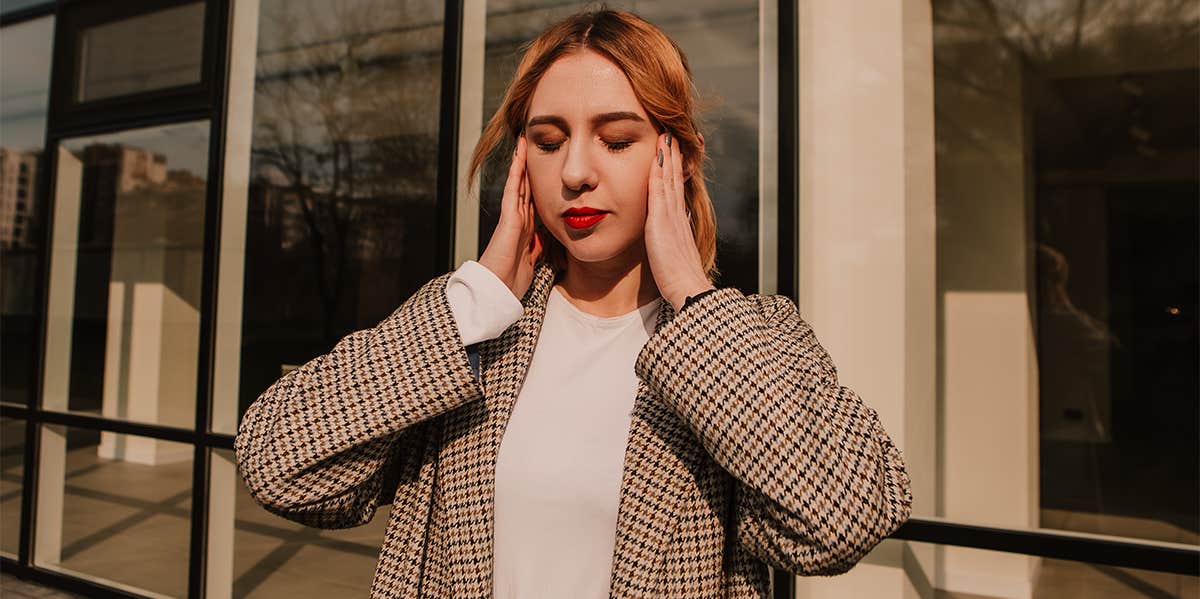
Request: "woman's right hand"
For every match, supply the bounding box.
[478,135,544,301]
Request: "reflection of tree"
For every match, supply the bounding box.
[249,0,441,343]
[932,0,1198,163]
[934,0,1197,69]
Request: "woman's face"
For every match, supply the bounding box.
[524,49,659,268]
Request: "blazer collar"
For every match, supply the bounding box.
[437,261,702,596]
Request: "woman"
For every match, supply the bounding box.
[235,9,912,598]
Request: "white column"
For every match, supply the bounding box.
[793,0,936,596]
[34,425,66,566]
[42,147,83,415]
[34,147,85,566]
[206,0,261,595]
[33,147,90,568]
[453,0,488,267]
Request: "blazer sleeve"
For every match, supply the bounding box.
[234,271,483,529]
[634,288,913,576]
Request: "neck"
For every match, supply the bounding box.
[555,243,661,318]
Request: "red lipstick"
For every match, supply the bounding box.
[563,206,608,229]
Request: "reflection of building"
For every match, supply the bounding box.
[0,147,40,248]
[74,144,170,250]
[96,142,168,190]
[50,141,206,465]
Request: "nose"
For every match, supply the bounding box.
[560,137,599,193]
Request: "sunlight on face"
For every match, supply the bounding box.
[524,49,659,267]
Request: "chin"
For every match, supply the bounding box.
[559,234,642,265]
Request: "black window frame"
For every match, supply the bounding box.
[47,0,221,135]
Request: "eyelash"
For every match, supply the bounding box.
[535,140,634,154]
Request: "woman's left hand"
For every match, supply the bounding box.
[645,131,715,312]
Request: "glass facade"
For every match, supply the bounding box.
[236,0,447,427]
[34,425,193,596]
[214,449,388,597]
[0,14,53,408]
[0,417,23,557]
[75,2,207,102]
[1,0,1196,597]
[44,122,210,430]
[932,0,1198,545]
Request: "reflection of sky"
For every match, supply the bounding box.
[62,121,212,178]
[0,16,53,151]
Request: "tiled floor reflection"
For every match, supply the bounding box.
[224,449,389,598]
[230,517,388,597]
[43,429,192,597]
[1,417,25,556]
[1,571,86,598]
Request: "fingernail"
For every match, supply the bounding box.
[665,131,672,148]
[657,149,663,166]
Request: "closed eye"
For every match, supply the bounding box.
[534,140,635,153]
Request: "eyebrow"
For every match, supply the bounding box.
[525,111,646,131]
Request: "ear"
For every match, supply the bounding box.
[683,132,706,182]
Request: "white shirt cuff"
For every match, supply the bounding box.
[445,260,525,346]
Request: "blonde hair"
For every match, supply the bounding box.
[467,8,719,282]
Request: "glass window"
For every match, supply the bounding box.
[235,0,446,426]
[477,0,762,294]
[209,449,389,597]
[34,425,192,597]
[43,121,209,429]
[1,416,24,557]
[0,15,53,407]
[902,539,1199,597]
[932,0,1198,545]
[75,3,206,102]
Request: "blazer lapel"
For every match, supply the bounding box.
[436,263,556,597]
[607,297,707,597]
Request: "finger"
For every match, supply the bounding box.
[661,132,676,210]
[648,137,666,217]
[523,172,534,228]
[501,137,526,217]
[527,170,538,227]
[519,167,528,206]
[671,136,686,211]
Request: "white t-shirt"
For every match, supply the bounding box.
[444,260,662,599]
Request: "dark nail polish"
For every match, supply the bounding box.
[657,149,663,166]
[665,131,672,147]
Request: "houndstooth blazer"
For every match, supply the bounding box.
[234,261,913,598]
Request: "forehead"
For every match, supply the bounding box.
[527,50,648,122]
